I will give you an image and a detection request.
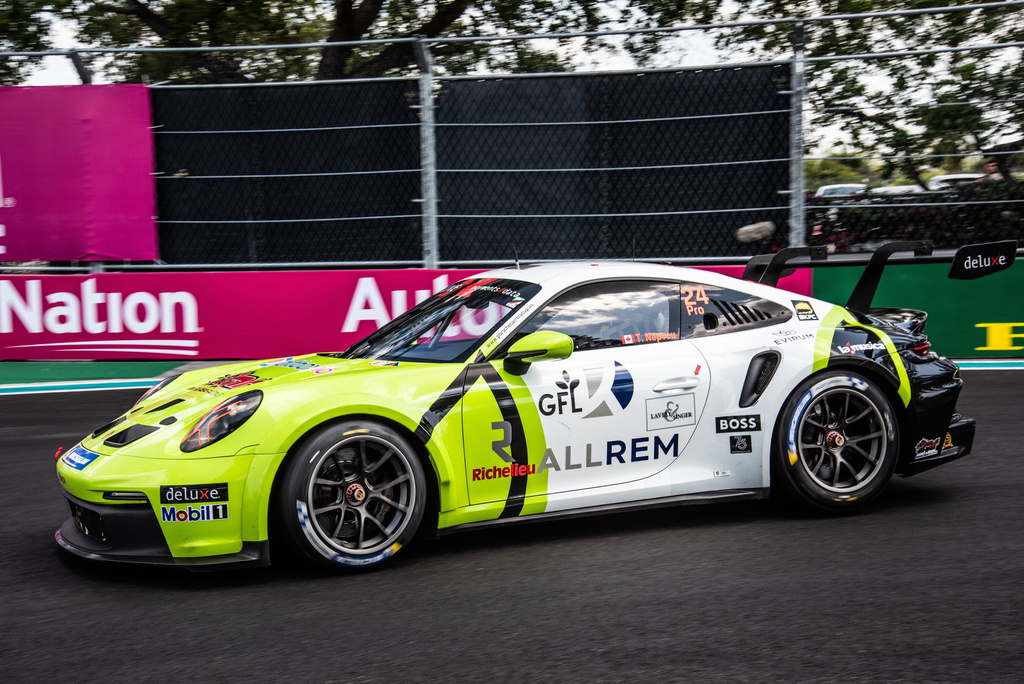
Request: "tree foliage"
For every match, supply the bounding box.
[15,1,722,85]
[715,1,1023,180]
[8,0,1022,182]
[1,2,52,83]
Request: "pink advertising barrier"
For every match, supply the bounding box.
[0,85,157,262]
[0,267,811,361]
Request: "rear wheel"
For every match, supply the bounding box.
[774,371,899,511]
[278,421,426,568]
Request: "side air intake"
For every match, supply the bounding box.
[739,351,781,408]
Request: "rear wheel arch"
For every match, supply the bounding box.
[770,366,902,511]
[821,356,912,454]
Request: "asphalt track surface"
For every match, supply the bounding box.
[2,370,1022,683]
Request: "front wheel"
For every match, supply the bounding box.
[774,371,899,512]
[278,421,426,568]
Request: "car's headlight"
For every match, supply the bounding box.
[134,374,182,408]
[181,390,263,453]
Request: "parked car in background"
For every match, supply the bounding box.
[815,183,867,197]
[868,185,924,194]
[926,174,984,190]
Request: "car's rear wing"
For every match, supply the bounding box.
[742,240,1019,313]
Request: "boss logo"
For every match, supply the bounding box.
[716,415,761,433]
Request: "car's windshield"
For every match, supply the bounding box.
[337,278,541,363]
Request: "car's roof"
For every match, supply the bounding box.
[475,260,764,294]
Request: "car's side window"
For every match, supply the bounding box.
[509,280,681,352]
[679,282,793,339]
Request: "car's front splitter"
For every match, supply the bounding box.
[56,491,269,569]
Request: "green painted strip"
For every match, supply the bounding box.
[0,379,160,395]
[0,361,181,385]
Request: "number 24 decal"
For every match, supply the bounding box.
[681,285,709,315]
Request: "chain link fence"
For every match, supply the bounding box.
[150,63,792,265]
[153,79,423,264]
[435,68,790,262]
[3,3,1022,270]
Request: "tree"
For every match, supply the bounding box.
[1,2,52,83]
[33,1,724,85]
[715,1,1024,183]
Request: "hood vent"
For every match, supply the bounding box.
[104,424,160,448]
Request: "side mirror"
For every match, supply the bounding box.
[948,240,1017,280]
[503,331,574,376]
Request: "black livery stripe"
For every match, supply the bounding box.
[416,363,530,519]
[415,367,470,444]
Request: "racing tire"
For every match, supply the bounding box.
[773,371,899,512]
[278,420,426,569]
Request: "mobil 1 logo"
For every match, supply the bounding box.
[716,415,761,433]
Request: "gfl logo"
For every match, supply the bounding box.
[538,371,582,416]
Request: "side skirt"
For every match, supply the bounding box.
[435,488,769,536]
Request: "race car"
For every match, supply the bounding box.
[54,240,1017,570]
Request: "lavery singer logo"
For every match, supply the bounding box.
[645,394,696,431]
[0,279,200,356]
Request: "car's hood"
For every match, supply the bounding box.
[80,354,453,456]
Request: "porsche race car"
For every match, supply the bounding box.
[54,241,1017,569]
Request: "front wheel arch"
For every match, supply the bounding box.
[269,417,435,569]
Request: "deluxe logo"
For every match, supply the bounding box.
[963,254,1007,270]
[160,483,228,505]
[0,279,199,335]
[716,415,762,433]
[161,504,228,522]
[949,241,1017,280]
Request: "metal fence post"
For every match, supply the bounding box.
[67,51,93,85]
[789,20,807,248]
[414,38,439,269]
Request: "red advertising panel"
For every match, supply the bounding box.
[0,268,811,361]
[0,85,157,262]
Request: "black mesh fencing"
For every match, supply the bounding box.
[152,80,422,263]
[437,66,792,261]
[150,64,792,265]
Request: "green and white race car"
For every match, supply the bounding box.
[55,242,1013,569]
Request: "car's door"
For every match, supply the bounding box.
[461,279,712,509]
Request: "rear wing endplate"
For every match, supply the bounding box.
[741,240,1018,313]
